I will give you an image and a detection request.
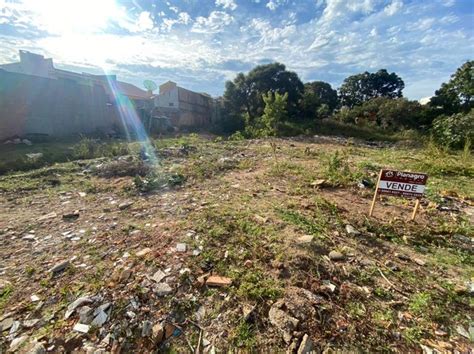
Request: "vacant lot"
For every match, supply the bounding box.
[0,134,472,352]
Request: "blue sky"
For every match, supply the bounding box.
[0,0,473,100]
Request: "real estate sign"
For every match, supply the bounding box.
[377,170,428,198]
[369,169,428,220]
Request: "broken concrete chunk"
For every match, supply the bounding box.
[297,334,314,354]
[152,323,164,343]
[141,320,153,337]
[0,317,14,331]
[78,306,94,325]
[118,201,133,210]
[91,309,108,327]
[268,302,299,344]
[9,335,29,352]
[206,275,232,287]
[155,283,173,296]
[345,224,360,236]
[23,319,40,329]
[176,243,187,252]
[328,250,345,261]
[152,270,166,283]
[49,260,70,274]
[136,248,152,257]
[73,323,90,334]
[65,296,93,319]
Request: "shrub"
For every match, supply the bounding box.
[431,109,474,149]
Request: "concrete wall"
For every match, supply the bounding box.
[0,69,122,140]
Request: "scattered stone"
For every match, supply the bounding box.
[0,279,12,291]
[192,249,201,256]
[435,329,448,337]
[296,235,313,244]
[242,304,255,321]
[23,319,40,329]
[310,179,326,187]
[152,270,166,283]
[345,224,360,236]
[395,253,411,261]
[78,306,94,324]
[176,243,187,252]
[10,335,29,351]
[73,323,90,334]
[65,296,93,319]
[118,201,133,210]
[384,260,400,272]
[195,306,206,322]
[31,294,40,302]
[136,248,152,257]
[269,302,299,344]
[142,320,153,337]
[155,283,173,296]
[206,275,232,287]
[119,268,132,283]
[24,341,46,354]
[202,338,211,347]
[62,210,80,220]
[152,323,164,343]
[321,280,336,293]
[328,250,345,261]
[78,192,87,197]
[253,214,268,224]
[38,212,57,221]
[297,334,314,354]
[360,258,374,266]
[0,317,14,331]
[413,258,426,266]
[22,234,36,241]
[91,309,108,327]
[49,260,70,274]
[244,260,253,268]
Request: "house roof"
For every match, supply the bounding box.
[116,81,152,100]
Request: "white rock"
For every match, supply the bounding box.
[73,323,90,333]
[152,270,166,283]
[155,283,172,296]
[176,243,187,252]
[345,224,360,235]
[31,294,40,302]
[65,296,93,319]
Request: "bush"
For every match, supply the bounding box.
[431,109,474,149]
[334,97,427,129]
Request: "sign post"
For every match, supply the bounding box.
[369,169,428,220]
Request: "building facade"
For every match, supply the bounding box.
[154,81,214,128]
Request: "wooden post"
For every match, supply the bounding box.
[369,169,383,217]
[411,199,420,221]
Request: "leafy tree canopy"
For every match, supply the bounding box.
[300,81,338,119]
[339,69,404,108]
[223,62,303,122]
[429,60,474,115]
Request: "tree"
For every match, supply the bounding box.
[431,109,474,149]
[300,81,338,118]
[339,69,404,108]
[260,91,288,136]
[429,60,474,115]
[334,97,426,129]
[223,63,303,125]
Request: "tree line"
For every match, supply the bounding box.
[217,60,473,149]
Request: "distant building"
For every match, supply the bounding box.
[154,81,214,128]
[0,50,151,101]
[0,50,152,140]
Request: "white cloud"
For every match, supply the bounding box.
[192,11,234,33]
[137,12,154,31]
[215,0,237,11]
[384,0,403,16]
[266,0,286,11]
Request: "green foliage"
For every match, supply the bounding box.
[431,109,474,149]
[73,137,129,160]
[430,60,474,115]
[243,91,289,137]
[334,97,427,129]
[321,150,358,186]
[222,62,303,127]
[409,292,431,316]
[301,81,338,119]
[236,270,282,301]
[339,69,404,107]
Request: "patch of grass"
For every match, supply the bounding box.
[235,270,282,302]
[346,302,366,318]
[320,150,361,186]
[408,292,431,316]
[0,283,14,311]
[232,321,257,348]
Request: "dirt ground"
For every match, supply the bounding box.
[0,135,472,353]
